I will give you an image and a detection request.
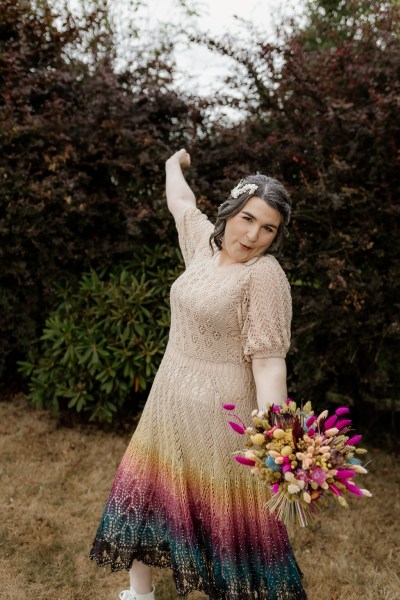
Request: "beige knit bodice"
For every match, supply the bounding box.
[169,206,292,364]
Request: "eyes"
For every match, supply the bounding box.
[242,215,274,233]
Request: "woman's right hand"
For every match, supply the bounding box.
[166,148,191,169]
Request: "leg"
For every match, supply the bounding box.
[129,559,153,594]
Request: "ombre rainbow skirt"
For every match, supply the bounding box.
[89,345,307,599]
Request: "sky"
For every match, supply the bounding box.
[127,0,306,94]
[67,0,306,121]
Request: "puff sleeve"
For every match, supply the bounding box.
[241,256,292,360]
[175,206,214,268]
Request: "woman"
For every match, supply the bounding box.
[89,149,308,600]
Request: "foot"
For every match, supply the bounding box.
[119,585,155,600]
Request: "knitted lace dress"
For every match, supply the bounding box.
[89,207,308,600]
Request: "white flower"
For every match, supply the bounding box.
[230,181,258,198]
[316,410,329,423]
[348,464,368,474]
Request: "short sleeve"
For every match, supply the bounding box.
[175,206,214,268]
[241,256,292,360]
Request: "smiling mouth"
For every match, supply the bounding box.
[240,243,253,250]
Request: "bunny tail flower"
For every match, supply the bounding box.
[328,483,342,496]
[341,479,364,496]
[325,427,340,437]
[345,434,363,446]
[338,496,349,508]
[306,415,317,427]
[316,410,329,423]
[348,464,368,474]
[228,421,245,435]
[323,415,338,430]
[335,418,352,431]
[335,406,350,416]
[235,456,256,466]
[336,469,356,479]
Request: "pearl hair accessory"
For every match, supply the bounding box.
[230,180,258,198]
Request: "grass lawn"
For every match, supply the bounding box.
[0,394,399,600]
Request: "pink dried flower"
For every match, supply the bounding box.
[307,428,315,437]
[335,407,350,416]
[223,404,236,410]
[345,434,362,446]
[235,456,256,466]
[282,464,292,473]
[272,405,282,413]
[306,415,316,427]
[335,419,352,431]
[309,466,327,485]
[336,469,356,479]
[295,469,309,482]
[341,479,364,496]
[324,415,338,430]
[328,483,342,496]
[228,421,245,435]
[272,483,280,494]
[286,397,293,405]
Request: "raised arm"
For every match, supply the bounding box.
[165,149,196,223]
[252,357,288,411]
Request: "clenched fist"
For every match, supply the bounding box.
[166,148,191,169]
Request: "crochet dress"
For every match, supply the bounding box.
[89,207,307,600]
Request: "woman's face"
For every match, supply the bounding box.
[222,196,282,263]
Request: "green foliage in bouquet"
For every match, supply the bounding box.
[18,246,183,423]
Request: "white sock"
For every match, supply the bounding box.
[129,584,155,599]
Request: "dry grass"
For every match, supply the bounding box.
[0,394,399,600]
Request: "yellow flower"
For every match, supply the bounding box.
[302,401,313,413]
[280,446,292,457]
[250,433,266,446]
[273,429,285,440]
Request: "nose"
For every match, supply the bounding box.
[247,223,260,242]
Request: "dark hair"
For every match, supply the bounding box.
[209,174,292,257]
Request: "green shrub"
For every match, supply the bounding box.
[18,246,183,423]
